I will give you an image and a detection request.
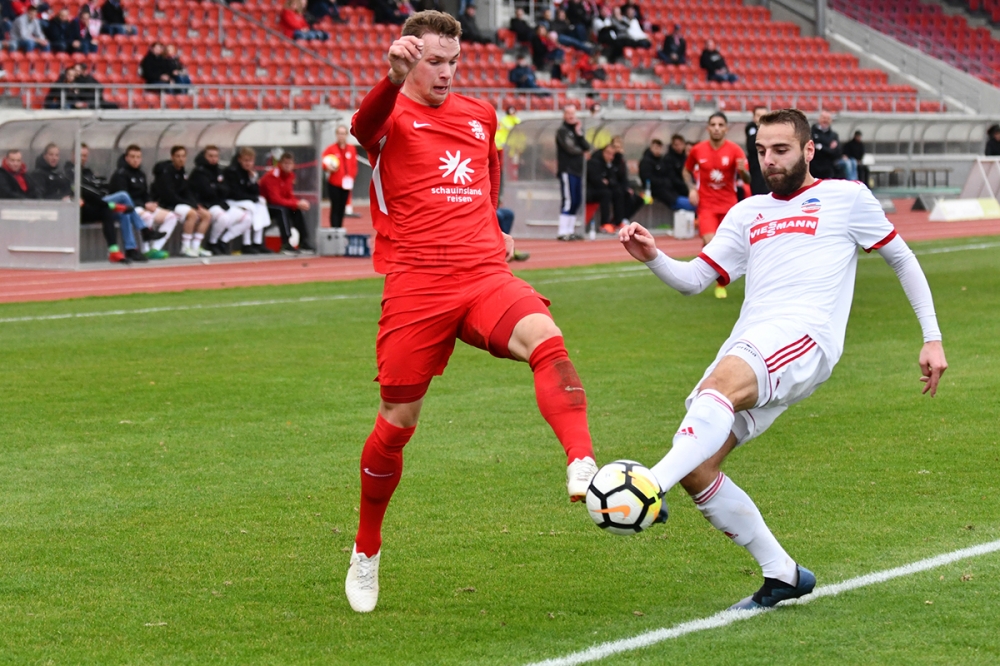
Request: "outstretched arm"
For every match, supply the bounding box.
[351,36,424,146]
[877,235,948,396]
[619,222,719,295]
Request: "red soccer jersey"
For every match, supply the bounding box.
[352,77,504,275]
[685,140,747,212]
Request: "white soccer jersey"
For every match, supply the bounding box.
[699,179,896,365]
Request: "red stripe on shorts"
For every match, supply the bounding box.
[765,335,811,365]
[768,339,817,374]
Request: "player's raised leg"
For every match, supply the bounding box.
[505,312,597,500]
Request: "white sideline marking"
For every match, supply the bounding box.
[1,238,993,325]
[526,538,1000,666]
[0,294,376,324]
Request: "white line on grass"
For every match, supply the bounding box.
[0,294,376,324]
[526,538,1000,666]
[2,239,994,325]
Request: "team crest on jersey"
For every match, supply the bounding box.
[749,216,819,244]
[468,120,487,141]
[801,198,821,214]
[721,156,730,166]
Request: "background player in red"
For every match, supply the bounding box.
[684,112,750,299]
[345,10,598,614]
[321,124,358,229]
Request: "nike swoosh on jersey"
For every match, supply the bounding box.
[413,122,432,128]
[363,468,394,478]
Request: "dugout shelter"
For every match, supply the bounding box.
[0,110,350,269]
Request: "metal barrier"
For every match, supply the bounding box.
[0,81,951,114]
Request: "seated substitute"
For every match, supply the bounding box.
[258,152,315,254]
[223,147,274,255]
[109,144,179,259]
[189,146,252,256]
[639,138,694,211]
[151,145,214,258]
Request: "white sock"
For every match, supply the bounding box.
[558,213,576,236]
[253,228,264,245]
[693,472,798,584]
[193,233,205,250]
[182,233,193,250]
[650,389,735,494]
[153,214,178,251]
[141,241,150,253]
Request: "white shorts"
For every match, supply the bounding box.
[136,207,154,225]
[174,204,193,219]
[686,321,833,445]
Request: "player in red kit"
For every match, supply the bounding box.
[344,10,598,613]
[684,112,749,298]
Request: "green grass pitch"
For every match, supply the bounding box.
[1,238,998,664]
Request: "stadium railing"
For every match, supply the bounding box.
[0,82,947,114]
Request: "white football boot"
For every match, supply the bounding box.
[566,456,598,502]
[345,545,380,612]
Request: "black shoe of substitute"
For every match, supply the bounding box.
[140,227,168,242]
[125,248,148,262]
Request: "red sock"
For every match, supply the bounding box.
[354,414,415,557]
[529,336,594,465]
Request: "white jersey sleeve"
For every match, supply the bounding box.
[848,185,897,251]
[698,206,749,286]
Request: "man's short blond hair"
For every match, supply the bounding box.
[237,147,256,160]
[402,10,462,40]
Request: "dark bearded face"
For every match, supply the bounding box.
[764,153,808,196]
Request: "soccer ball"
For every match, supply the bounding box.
[586,460,662,535]
[323,154,341,172]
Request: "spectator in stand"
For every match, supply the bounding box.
[223,147,273,254]
[371,0,405,25]
[509,7,533,44]
[30,143,72,200]
[321,125,358,229]
[74,62,114,108]
[564,0,593,43]
[842,129,866,183]
[579,51,606,88]
[0,149,38,199]
[594,6,641,64]
[550,8,592,54]
[109,144,178,259]
[164,43,192,93]
[699,38,737,83]
[44,7,72,53]
[306,0,344,24]
[508,52,539,89]
[536,8,553,30]
[44,65,85,109]
[810,111,842,179]
[151,145,213,258]
[99,0,135,35]
[10,6,49,52]
[658,23,686,65]
[69,7,96,54]
[140,42,172,88]
[259,152,315,254]
[622,6,652,52]
[530,26,564,79]
[745,105,769,195]
[281,0,328,40]
[189,146,252,256]
[984,124,1000,156]
[639,138,694,212]
[458,4,492,45]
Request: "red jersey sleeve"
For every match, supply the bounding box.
[352,76,402,150]
[684,147,697,175]
[488,140,500,210]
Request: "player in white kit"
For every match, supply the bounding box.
[618,110,948,610]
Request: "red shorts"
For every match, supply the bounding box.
[376,270,551,389]
[697,208,728,236]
